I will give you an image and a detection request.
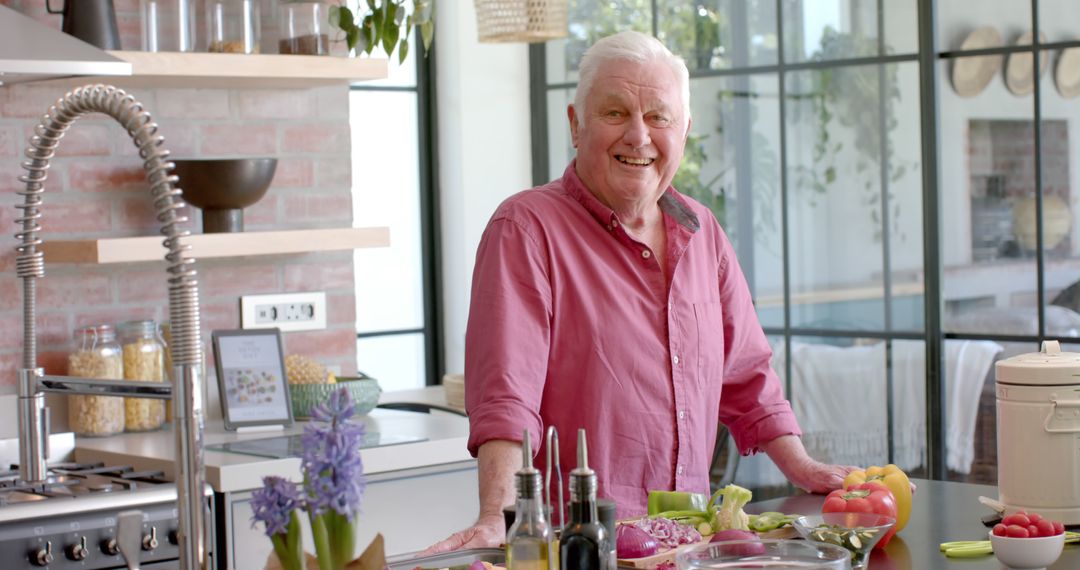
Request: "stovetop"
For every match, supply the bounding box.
[0,462,203,568]
[0,462,170,505]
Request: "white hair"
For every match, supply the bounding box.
[574,31,691,128]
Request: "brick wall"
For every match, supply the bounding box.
[0,2,359,418]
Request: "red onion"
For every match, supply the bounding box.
[616,524,660,559]
[709,529,759,543]
[709,529,765,556]
[631,517,702,549]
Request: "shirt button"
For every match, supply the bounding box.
[673,355,680,365]
[642,250,651,259]
[611,219,619,227]
[677,465,684,475]
[668,302,673,311]
[678,410,686,419]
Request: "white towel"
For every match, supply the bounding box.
[769,339,1001,475]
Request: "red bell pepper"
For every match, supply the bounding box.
[821,483,898,548]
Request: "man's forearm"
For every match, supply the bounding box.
[476,439,522,525]
[760,434,812,475]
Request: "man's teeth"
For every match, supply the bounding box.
[617,156,652,166]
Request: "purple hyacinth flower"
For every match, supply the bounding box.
[250,476,301,537]
[302,387,367,520]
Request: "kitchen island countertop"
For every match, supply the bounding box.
[748,478,1078,569]
[74,404,472,493]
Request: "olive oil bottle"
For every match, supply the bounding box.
[559,429,610,570]
[507,429,554,570]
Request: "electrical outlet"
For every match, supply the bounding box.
[240,292,327,332]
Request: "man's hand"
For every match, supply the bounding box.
[421,515,504,555]
[760,434,856,494]
[784,459,858,494]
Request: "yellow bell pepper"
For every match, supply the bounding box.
[844,464,912,532]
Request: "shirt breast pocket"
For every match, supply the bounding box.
[693,301,725,391]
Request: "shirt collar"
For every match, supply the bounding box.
[561,160,700,233]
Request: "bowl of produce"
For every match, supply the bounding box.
[793,513,895,570]
[285,354,380,419]
[676,539,850,569]
[990,511,1066,570]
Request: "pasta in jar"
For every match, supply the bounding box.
[119,320,166,432]
[67,324,125,437]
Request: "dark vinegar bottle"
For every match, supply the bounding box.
[559,429,610,570]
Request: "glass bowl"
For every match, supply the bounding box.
[676,538,851,569]
[989,531,1065,570]
[792,513,895,570]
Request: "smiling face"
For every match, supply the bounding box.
[569,57,690,213]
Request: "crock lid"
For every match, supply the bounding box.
[995,340,1080,385]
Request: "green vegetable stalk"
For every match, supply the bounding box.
[646,491,709,515]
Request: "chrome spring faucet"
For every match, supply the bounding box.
[13,84,209,569]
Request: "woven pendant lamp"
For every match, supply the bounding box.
[474,0,569,43]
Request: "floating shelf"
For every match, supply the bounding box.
[40,227,390,264]
[96,50,389,88]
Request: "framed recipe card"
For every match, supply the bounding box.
[211,329,294,431]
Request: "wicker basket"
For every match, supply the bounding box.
[474,0,568,43]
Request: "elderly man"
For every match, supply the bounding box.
[428,30,852,552]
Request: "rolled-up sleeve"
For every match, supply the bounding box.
[465,214,552,456]
[714,233,802,454]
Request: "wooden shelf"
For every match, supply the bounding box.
[40,227,390,264]
[99,50,388,88]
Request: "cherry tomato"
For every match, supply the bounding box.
[992,524,1008,536]
[1027,524,1039,537]
[1032,520,1053,537]
[1006,525,1030,538]
[1002,513,1031,527]
[1027,513,1043,524]
[1052,521,1065,536]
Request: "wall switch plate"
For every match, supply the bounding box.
[240,292,327,332]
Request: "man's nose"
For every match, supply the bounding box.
[622,115,650,148]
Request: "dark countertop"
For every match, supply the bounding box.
[747,478,1078,569]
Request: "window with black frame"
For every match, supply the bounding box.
[350,41,440,392]
[530,0,1080,495]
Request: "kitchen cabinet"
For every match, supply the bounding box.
[40,227,390,264]
[74,407,479,567]
[102,50,388,89]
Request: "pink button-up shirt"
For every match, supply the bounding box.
[465,162,801,517]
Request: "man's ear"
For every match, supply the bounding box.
[683,116,693,145]
[568,104,580,149]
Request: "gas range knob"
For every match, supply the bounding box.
[31,541,53,567]
[67,536,89,561]
[103,538,120,556]
[143,527,159,551]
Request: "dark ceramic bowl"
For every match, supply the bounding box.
[172,158,278,233]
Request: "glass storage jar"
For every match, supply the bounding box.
[119,320,167,432]
[140,0,196,52]
[68,324,125,437]
[278,1,331,55]
[205,0,260,53]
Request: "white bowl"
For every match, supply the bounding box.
[990,531,1065,570]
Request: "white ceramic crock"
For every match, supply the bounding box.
[995,340,1080,524]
